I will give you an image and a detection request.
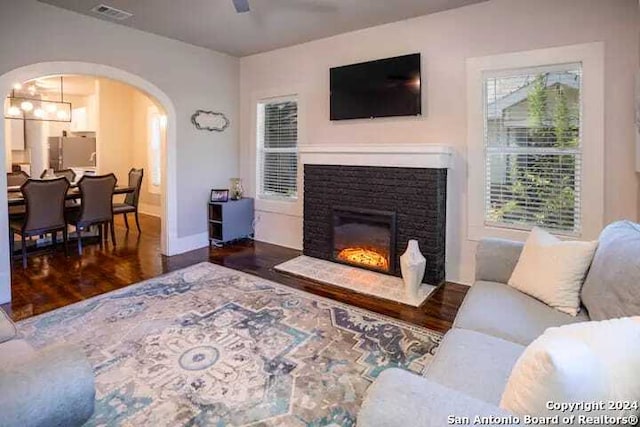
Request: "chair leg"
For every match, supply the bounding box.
[9,229,14,258]
[123,213,130,230]
[77,228,83,256]
[21,234,27,269]
[110,220,117,246]
[135,212,142,233]
[63,227,69,257]
[52,231,57,249]
[98,224,104,249]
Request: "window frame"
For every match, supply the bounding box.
[482,63,583,236]
[466,42,604,242]
[147,106,164,195]
[256,95,299,202]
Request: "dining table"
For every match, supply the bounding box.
[7,184,135,206]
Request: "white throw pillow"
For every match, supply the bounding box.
[500,317,640,423]
[508,227,598,316]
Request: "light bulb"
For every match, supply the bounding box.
[12,83,22,90]
[56,110,68,120]
[20,101,33,112]
[33,108,45,118]
[45,104,57,113]
[7,106,21,117]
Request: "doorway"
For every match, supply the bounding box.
[0,62,178,307]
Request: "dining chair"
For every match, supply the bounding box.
[7,171,29,187]
[40,168,77,183]
[113,168,144,233]
[41,168,80,208]
[9,177,70,268]
[8,174,28,218]
[67,174,117,255]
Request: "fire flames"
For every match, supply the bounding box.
[337,247,389,271]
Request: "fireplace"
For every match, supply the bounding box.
[303,164,447,284]
[332,207,396,273]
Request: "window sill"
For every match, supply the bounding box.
[469,223,583,243]
[255,196,302,217]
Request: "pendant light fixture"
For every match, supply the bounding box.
[4,76,72,123]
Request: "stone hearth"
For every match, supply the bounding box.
[275,255,436,307]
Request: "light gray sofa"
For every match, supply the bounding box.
[0,309,95,427]
[358,220,640,427]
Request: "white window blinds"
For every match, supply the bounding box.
[484,63,582,234]
[257,97,298,200]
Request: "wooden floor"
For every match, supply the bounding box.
[2,213,468,333]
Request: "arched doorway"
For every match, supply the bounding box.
[0,62,178,304]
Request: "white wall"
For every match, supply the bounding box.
[97,79,134,183]
[239,0,640,285]
[96,79,163,215]
[132,90,163,216]
[0,0,239,303]
[0,0,239,238]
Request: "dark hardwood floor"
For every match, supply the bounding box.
[2,213,468,333]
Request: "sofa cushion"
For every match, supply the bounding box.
[507,227,597,316]
[0,309,17,343]
[0,344,95,427]
[454,281,589,345]
[500,317,640,421]
[581,221,640,321]
[425,328,524,405]
[357,368,519,427]
[0,339,35,365]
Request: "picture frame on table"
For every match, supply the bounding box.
[210,189,229,203]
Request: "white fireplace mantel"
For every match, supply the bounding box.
[298,144,453,169]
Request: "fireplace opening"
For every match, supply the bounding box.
[332,207,396,273]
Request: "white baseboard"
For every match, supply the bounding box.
[166,232,209,256]
[138,203,161,218]
[254,235,302,251]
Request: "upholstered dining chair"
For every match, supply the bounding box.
[67,174,117,255]
[7,172,29,219]
[113,168,144,233]
[6,171,29,187]
[9,177,70,268]
[40,168,76,183]
[41,168,79,208]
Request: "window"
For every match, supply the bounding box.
[257,97,298,200]
[484,63,582,234]
[147,106,165,194]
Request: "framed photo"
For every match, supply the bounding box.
[210,189,229,203]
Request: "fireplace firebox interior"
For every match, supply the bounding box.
[332,207,396,273]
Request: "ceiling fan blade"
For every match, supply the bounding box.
[232,0,250,13]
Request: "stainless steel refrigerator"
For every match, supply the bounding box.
[48,137,96,170]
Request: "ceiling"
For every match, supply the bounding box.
[25,75,97,97]
[38,0,488,56]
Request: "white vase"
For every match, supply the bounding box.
[400,240,426,302]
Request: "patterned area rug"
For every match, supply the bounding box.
[17,262,441,426]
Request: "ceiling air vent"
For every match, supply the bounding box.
[90,4,133,21]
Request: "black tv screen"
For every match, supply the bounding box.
[330,53,421,120]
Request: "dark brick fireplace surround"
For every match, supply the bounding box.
[303,164,447,285]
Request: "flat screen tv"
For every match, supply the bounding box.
[330,53,421,121]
